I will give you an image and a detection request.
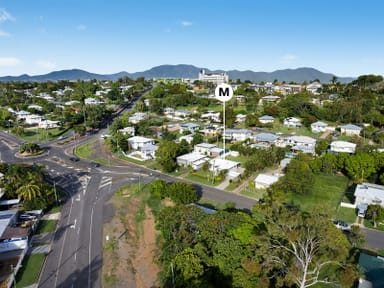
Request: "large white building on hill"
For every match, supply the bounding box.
[198,69,229,84]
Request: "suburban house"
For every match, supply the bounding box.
[283,117,302,128]
[259,95,281,105]
[180,123,200,134]
[194,143,217,155]
[330,141,356,154]
[209,158,240,176]
[235,114,247,123]
[306,82,322,94]
[223,128,253,142]
[84,97,104,105]
[281,135,317,154]
[23,114,44,125]
[203,125,221,138]
[27,104,43,111]
[0,210,29,253]
[39,119,60,129]
[340,124,362,137]
[127,136,155,150]
[354,183,384,208]
[119,127,135,136]
[174,110,192,119]
[178,134,194,144]
[311,121,330,133]
[254,173,283,189]
[200,111,221,123]
[139,143,158,159]
[258,115,275,124]
[128,112,149,124]
[254,133,279,147]
[176,152,209,170]
[163,107,175,116]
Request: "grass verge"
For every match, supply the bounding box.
[76,139,95,159]
[15,253,45,287]
[36,220,57,234]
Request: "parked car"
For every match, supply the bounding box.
[69,157,80,162]
[333,220,351,231]
[90,161,100,168]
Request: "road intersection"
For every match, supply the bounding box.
[1,129,257,287]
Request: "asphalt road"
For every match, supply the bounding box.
[0,125,258,287]
[361,227,384,250]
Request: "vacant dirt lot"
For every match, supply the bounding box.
[102,188,160,288]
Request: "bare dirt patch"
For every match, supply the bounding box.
[102,188,160,288]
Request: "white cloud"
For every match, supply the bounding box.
[36,60,56,70]
[0,57,22,67]
[280,54,297,64]
[0,8,15,22]
[76,24,87,31]
[0,29,10,37]
[181,21,192,27]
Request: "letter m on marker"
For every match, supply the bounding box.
[219,87,229,96]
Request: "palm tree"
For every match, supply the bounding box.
[16,180,41,201]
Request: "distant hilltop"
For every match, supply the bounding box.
[0,64,355,83]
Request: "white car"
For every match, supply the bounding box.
[333,220,351,231]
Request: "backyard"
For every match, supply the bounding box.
[285,174,350,218]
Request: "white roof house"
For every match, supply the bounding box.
[194,143,217,155]
[209,158,240,175]
[200,111,221,122]
[330,141,356,154]
[278,135,317,154]
[235,114,247,123]
[39,119,60,129]
[340,124,362,137]
[283,117,302,128]
[127,136,155,150]
[259,95,281,105]
[84,97,104,105]
[223,129,253,142]
[176,152,209,170]
[259,115,275,124]
[128,112,149,124]
[254,173,283,189]
[354,183,384,208]
[119,127,135,136]
[180,123,200,134]
[311,121,329,133]
[306,82,322,94]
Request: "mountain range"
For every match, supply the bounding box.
[0,64,355,83]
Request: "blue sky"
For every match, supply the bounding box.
[0,0,383,77]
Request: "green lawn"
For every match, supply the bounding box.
[76,140,95,159]
[286,174,349,218]
[46,205,62,214]
[36,220,57,234]
[240,186,265,199]
[17,128,63,143]
[335,207,357,223]
[15,253,46,287]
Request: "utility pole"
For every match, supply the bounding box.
[53,181,58,205]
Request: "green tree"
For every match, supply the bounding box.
[345,153,376,183]
[283,156,315,194]
[155,141,181,172]
[253,206,355,288]
[366,204,384,228]
[167,182,200,204]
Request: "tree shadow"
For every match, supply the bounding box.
[56,255,103,288]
